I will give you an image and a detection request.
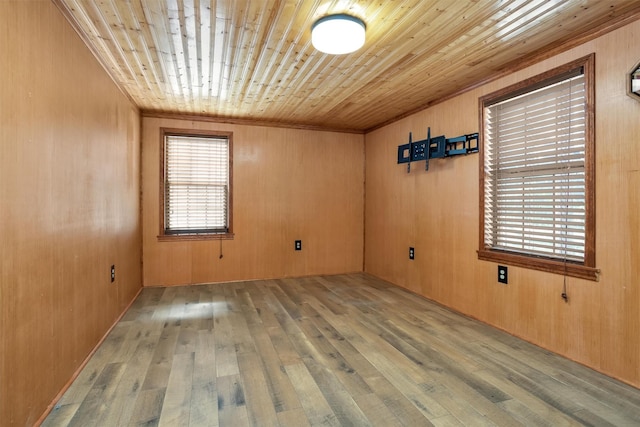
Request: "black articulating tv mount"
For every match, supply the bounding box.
[397,127,479,172]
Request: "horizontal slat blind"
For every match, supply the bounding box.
[165,134,229,233]
[483,73,586,261]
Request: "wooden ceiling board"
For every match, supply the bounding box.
[55,0,640,132]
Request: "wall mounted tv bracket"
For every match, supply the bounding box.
[397,127,479,172]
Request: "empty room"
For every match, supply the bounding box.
[2,0,640,426]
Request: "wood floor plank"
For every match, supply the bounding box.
[422,384,497,427]
[236,287,263,327]
[245,320,303,413]
[349,308,522,426]
[268,284,303,321]
[332,319,446,420]
[307,297,445,424]
[470,341,605,419]
[66,362,127,426]
[266,323,303,367]
[260,286,305,366]
[352,393,404,427]
[553,370,640,420]
[376,316,513,406]
[475,369,582,426]
[242,284,284,330]
[225,291,256,357]
[216,374,249,426]
[301,311,374,395]
[294,312,373,397]
[54,321,133,406]
[189,330,218,427]
[213,303,240,378]
[175,327,198,356]
[43,274,640,427]
[497,398,574,427]
[301,355,372,426]
[96,324,164,426]
[119,287,163,324]
[284,363,340,427]
[237,351,280,426]
[277,407,312,427]
[302,277,348,315]
[431,414,465,427]
[129,387,166,426]
[141,320,181,391]
[473,335,640,424]
[570,409,620,427]
[304,298,389,381]
[158,352,194,427]
[364,375,434,426]
[40,403,80,427]
[269,286,375,425]
[302,300,431,425]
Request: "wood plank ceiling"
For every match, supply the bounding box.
[55,0,640,132]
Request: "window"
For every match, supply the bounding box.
[478,54,597,280]
[159,128,233,240]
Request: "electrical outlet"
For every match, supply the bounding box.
[498,265,508,284]
[110,265,115,283]
[409,247,415,260]
[295,240,302,251]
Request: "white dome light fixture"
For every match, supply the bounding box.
[311,14,366,55]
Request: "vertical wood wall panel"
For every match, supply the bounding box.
[141,117,364,286]
[0,2,142,425]
[365,19,640,387]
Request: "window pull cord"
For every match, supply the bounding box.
[219,238,224,259]
[561,271,568,303]
[562,83,572,304]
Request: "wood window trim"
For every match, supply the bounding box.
[477,54,598,281]
[158,127,234,241]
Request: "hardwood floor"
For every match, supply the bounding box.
[43,274,640,426]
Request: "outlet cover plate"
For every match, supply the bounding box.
[498,265,508,284]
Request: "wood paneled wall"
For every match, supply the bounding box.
[365,19,640,387]
[0,2,142,425]
[141,116,364,286]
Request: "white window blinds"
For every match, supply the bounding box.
[164,134,229,234]
[483,71,586,262]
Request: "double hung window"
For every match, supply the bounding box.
[478,55,597,280]
[160,128,233,239]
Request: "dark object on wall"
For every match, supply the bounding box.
[498,265,508,284]
[628,60,640,101]
[397,127,478,172]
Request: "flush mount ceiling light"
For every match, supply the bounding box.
[311,14,366,55]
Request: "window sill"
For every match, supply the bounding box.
[158,232,234,242]
[478,249,599,281]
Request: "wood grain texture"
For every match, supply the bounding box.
[364,18,640,389]
[0,1,142,425]
[141,115,365,286]
[54,0,640,131]
[42,274,640,426]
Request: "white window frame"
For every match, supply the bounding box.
[159,128,233,240]
[478,55,597,281]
